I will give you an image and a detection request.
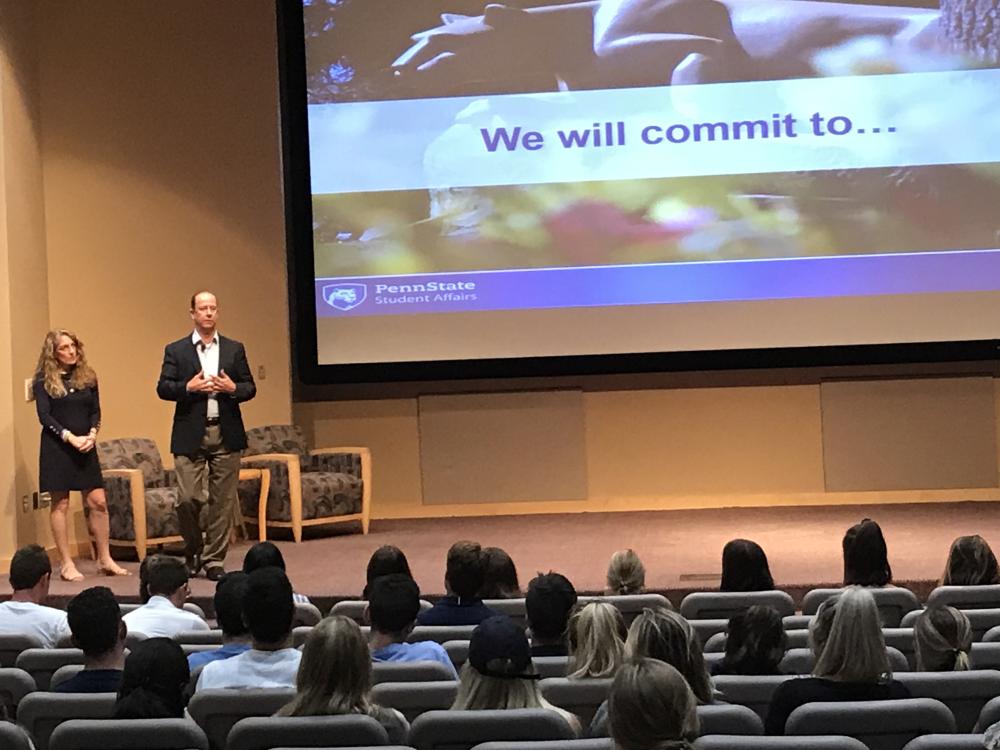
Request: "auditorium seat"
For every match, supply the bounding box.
[408,709,576,750]
[0,721,33,750]
[679,591,796,621]
[0,634,45,667]
[778,646,909,674]
[969,642,1000,669]
[901,736,987,750]
[410,626,478,645]
[330,599,433,623]
[576,594,672,624]
[801,588,921,627]
[894,670,1000,732]
[690,620,729,646]
[900,608,1000,640]
[373,661,457,684]
[695,737,868,750]
[926,584,1000,611]
[881,629,916,669]
[533,657,570,679]
[15,648,84,691]
[371,680,459,721]
[17,692,116,750]
[483,599,528,627]
[181,643,220,656]
[473,741,612,750]
[539,677,613,726]
[442,640,469,667]
[241,424,371,543]
[293,625,313,647]
[187,688,295,750]
[173,630,224,645]
[784,698,956,750]
[696,704,764,735]
[973,695,1000,732]
[224,715,389,750]
[293,601,323,627]
[781,615,814,630]
[711,675,796,720]
[982,625,1000,643]
[0,667,35,719]
[49,664,84,691]
[48,717,209,750]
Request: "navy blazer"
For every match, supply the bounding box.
[156,334,256,455]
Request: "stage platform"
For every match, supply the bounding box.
[22,500,1000,617]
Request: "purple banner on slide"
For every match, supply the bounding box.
[314,250,1000,318]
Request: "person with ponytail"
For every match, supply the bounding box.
[915,606,972,672]
[608,658,699,750]
[113,638,190,719]
[606,549,646,596]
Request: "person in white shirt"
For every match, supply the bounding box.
[0,544,70,647]
[122,555,209,638]
[196,566,301,690]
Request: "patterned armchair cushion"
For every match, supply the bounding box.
[106,480,180,541]
[245,425,310,471]
[237,472,264,519]
[97,438,167,488]
[311,451,362,478]
[301,472,363,521]
[242,458,292,521]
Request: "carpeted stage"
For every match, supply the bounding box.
[26,501,1000,615]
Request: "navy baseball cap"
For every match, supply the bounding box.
[467,616,539,679]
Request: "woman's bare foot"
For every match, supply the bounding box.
[98,560,131,577]
[59,564,84,582]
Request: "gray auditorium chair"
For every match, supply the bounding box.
[0,634,44,667]
[970,642,1000,669]
[539,677,613,726]
[181,643,221,656]
[173,629,224,645]
[695,737,869,750]
[330,599,432,622]
[782,616,814,630]
[293,625,313,647]
[801,588,921,627]
[902,737,987,750]
[0,666,35,719]
[927,584,1000,610]
[371,680,459,721]
[15,648,84,690]
[17,692,117,750]
[473,741,612,750]
[696,704,764,735]
[895,669,1000,732]
[779,646,909,675]
[443,640,469,668]
[410,626,478,645]
[901,608,1000,640]
[187,688,295,750]
[711,675,795,720]
[680,591,795,621]
[785,698,956,750]
[373,660,457,684]
[690,620,729,646]
[533,657,570,679]
[293,601,323,627]
[224,715,389,750]
[483,599,527,627]
[983,626,1000,643]
[882,629,916,669]
[48,717,209,750]
[576,594,673,623]
[0,722,34,750]
[49,664,84,691]
[409,709,577,750]
[974,695,1000,732]
[706,627,809,654]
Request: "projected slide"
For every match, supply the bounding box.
[300,0,1000,365]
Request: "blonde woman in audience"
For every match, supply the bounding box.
[451,615,580,734]
[606,549,645,595]
[608,659,699,750]
[915,606,972,671]
[941,535,1000,586]
[765,587,910,734]
[278,615,409,742]
[567,601,627,679]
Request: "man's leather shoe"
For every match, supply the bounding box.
[205,566,226,582]
[185,554,202,578]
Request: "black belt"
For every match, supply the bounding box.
[205,417,221,426]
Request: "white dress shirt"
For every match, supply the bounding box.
[191,330,220,419]
[122,596,210,638]
[0,601,70,648]
[196,647,302,691]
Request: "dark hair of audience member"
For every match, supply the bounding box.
[942,535,1000,586]
[609,658,699,750]
[843,518,892,587]
[214,572,250,638]
[479,547,520,599]
[446,541,485,600]
[915,605,972,671]
[606,549,646,595]
[144,555,189,598]
[716,605,786,676]
[67,586,122,658]
[626,607,713,704]
[9,544,51,591]
[720,539,774,592]
[244,566,295,644]
[812,587,890,682]
[368,574,421,635]
[525,572,577,642]
[567,601,627,678]
[363,545,413,598]
[114,638,190,719]
[243,541,288,573]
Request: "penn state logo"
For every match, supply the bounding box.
[321,283,367,311]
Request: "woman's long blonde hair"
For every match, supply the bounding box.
[450,662,579,731]
[811,587,890,683]
[34,329,96,397]
[626,607,713,704]
[609,658,699,750]
[567,601,627,679]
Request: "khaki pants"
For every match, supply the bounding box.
[174,425,239,569]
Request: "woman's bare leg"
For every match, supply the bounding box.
[85,488,129,575]
[49,493,83,581]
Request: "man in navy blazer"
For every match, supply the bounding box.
[157,291,256,580]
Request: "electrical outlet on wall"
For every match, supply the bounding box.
[257,365,267,380]
[21,495,29,513]
[24,378,34,402]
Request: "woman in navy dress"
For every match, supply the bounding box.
[34,330,128,581]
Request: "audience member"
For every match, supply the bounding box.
[113,638,190,719]
[196,566,301,690]
[843,519,892,587]
[187,572,252,670]
[525,572,577,657]
[942,535,1000,586]
[567,601,627,679]
[243,541,310,603]
[479,546,520,599]
[56,586,125,693]
[363,545,413,599]
[605,549,645,595]
[122,555,209,637]
[0,544,69,647]
[766,587,910,734]
[915,605,972,671]
[278,615,409,742]
[367,573,457,678]
[712,605,787,676]
[451,615,580,734]
[417,541,499,626]
[720,539,775,592]
[608,659,699,750]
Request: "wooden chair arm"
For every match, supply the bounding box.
[238,468,271,540]
[241,453,299,466]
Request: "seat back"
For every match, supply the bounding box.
[785,698,956,750]
[895,670,1000,732]
[15,648,84,690]
[409,709,577,750]
[97,438,167,488]
[48,717,209,750]
[801,589,920,627]
[17,692,116,750]
[539,677,613,727]
[224,714,389,750]
[244,425,310,470]
[782,616,814,630]
[576,594,672,624]
[293,602,323,628]
[970,642,1000,669]
[975,694,1000,732]
[49,664,84,691]
[927,585,1000,611]
[0,634,45,667]
[473,741,613,750]
[0,722,33,750]
[443,641,469,668]
[173,629,224,645]
[411,626,478,645]
[0,666,35,719]
[187,688,295,750]
[881,629,916,669]
[696,704,764,735]
[330,599,433,623]
[483,599,527,627]
[373,660,458,684]
[690,620,729,646]
[708,630,810,654]
[901,737,987,750]
[533,657,570,679]
[694,737,869,750]
[371,680,459,721]
[779,647,908,675]
[910,609,1000,640]
[680,592,795,621]
[711,676,796,721]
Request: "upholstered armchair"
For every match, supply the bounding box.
[241,424,371,542]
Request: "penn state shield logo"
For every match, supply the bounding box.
[321,283,367,311]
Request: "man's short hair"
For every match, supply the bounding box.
[9,544,52,591]
[214,572,250,638]
[368,574,420,634]
[243,567,294,644]
[190,290,216,309]
[67,586,122,658]
[146,556,189,598]
[526,572,578,640]
[446,541,484,599]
